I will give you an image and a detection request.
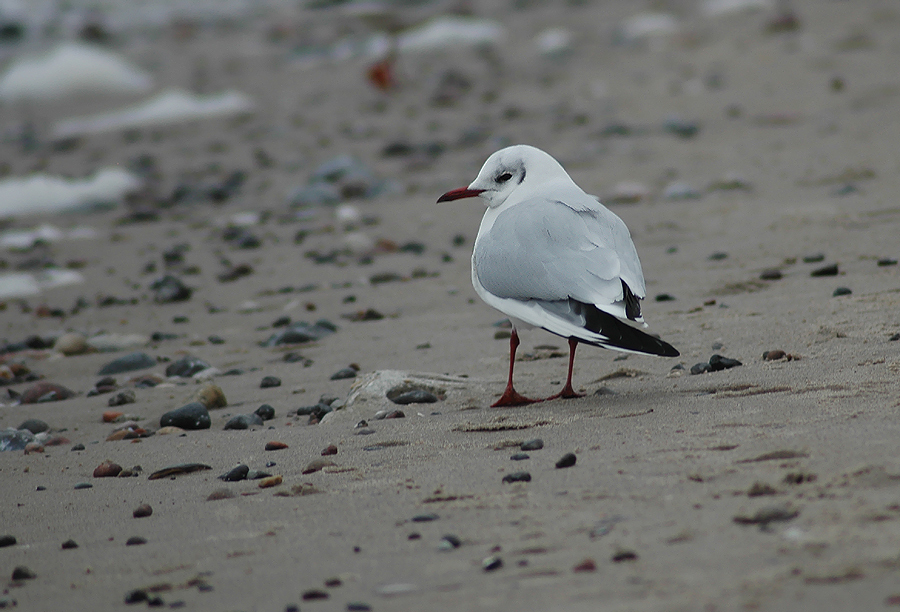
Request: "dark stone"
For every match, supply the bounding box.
[347,603,372,611]
[833,287,852,297]
[301,589,329,601]
[760,269,782,280]
[255,404,275,421]
[133,504,152,518]
[440,534,462,549]
[555,453,577,469]
[388,389,438,405]
[611,550,638,562]
[411,513,439,522]
[655,293,675,302]
[208,335,225,345]
[510,453,530,461]
[521,439,544,451]
[708,354,742,371]
[708,252,728,261]
[330,367,357,380]
[165,356,211,378]
[283,352,313,366]
[224,413,264,430]
[159,402,210,430]
[260,376,281,388]
[74,482,93,489]
[502,472,532,484]
[125,589,148,604]
[802,253,825,263]
[262,320,337,346]
[150,275,192,303]
[690,362,711,375]
[126,536,147,546]
[71,443,85,451]
[11,566,35,580]
[0,535,16,547]
[17,419,49,434]
[482,556,503,571]
[219,465,250,484]
[384,410,405,419]
[61,539,78,549]
[150,332,178,342]
[108,390,136,407]
[877,258,898,267]
[810,263,839,277]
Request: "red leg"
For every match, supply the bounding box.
[545,338,585,401]
[491,329,542,407]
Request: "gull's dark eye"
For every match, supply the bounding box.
[496,172,513,183]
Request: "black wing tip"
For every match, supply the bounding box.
[577,300,679,357]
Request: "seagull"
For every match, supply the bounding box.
[438,145,679,407]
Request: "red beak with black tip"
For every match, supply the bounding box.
[437,187,485,203]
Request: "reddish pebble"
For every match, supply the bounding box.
[23,442,44,455]
[321,444,338,456]
[265,441,288,451]
[102,411,124,423]
[133,503,153,518]
[385,410,405,419]
[44,436,70,447]
[573,558,597,573]
[19,382,75,404]
[93,461,123,478]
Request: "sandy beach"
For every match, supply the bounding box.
[1,0,900,610]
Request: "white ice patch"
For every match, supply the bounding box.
[0,42,153,101]
[52,87,254,138]
[0,168,141,218]
[0,269,84,298]
[397,17,504,53]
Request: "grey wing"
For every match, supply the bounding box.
[474,196,646,313]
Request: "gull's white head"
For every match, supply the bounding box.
[437,145,573,209]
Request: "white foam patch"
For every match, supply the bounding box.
[0,42,153,101]
[397,17,504,53]
[0,224,99,250]
[0,168,141,218]
[0,269,84,299]
[52,87,255,138]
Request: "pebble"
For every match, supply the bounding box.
[258,475,282,488]
[150,275,192,303]
[194,383,227,409]
[521,439,544,451]
[159,402,210,430]
[833,287,852,297]
[611,550,638,562]
[100,403,123,419]
[763,349,786,360]
[709,354,742,371]
[877,258,898,267]
[19,382,75,404]
[108,389,136,407]
[165,356,211,378]
[346,603,372,611]
[126,536,147,546]
[11,566,36,580]
[254,404,275,421]
[265,441,288,451]
[131,503,153,518]
[482,556,503,572]
[810,263,839,277]
[510,453,530,461]
[733,505,799,526]
[760,269,782,280]
[148,463,211,480]
[261,320,337,347]
[61,539,78,550]
[206,488,235,501]
[98,352,156,376]
[388,389,438,405]
[156,426,184,436]
[17,418,49,434]
[301,589,329,601]
[0,535,16,547]
[555,453,577,469]
[224,414,264,430]
[71,443,86,451]
[219,465,250,482]
[411,513,439,523]
[321,444,338,456]
[502,472,531,484]
[23,441,44,454]
[260,375,281,388]
[55,332,89,356]
[302,459,335,474]
[803,253,825,263]
[438,534,461,551]
[94,461,123,478]
[330,367,357,380]
[384,409,405,419]
[573,558,597,572]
